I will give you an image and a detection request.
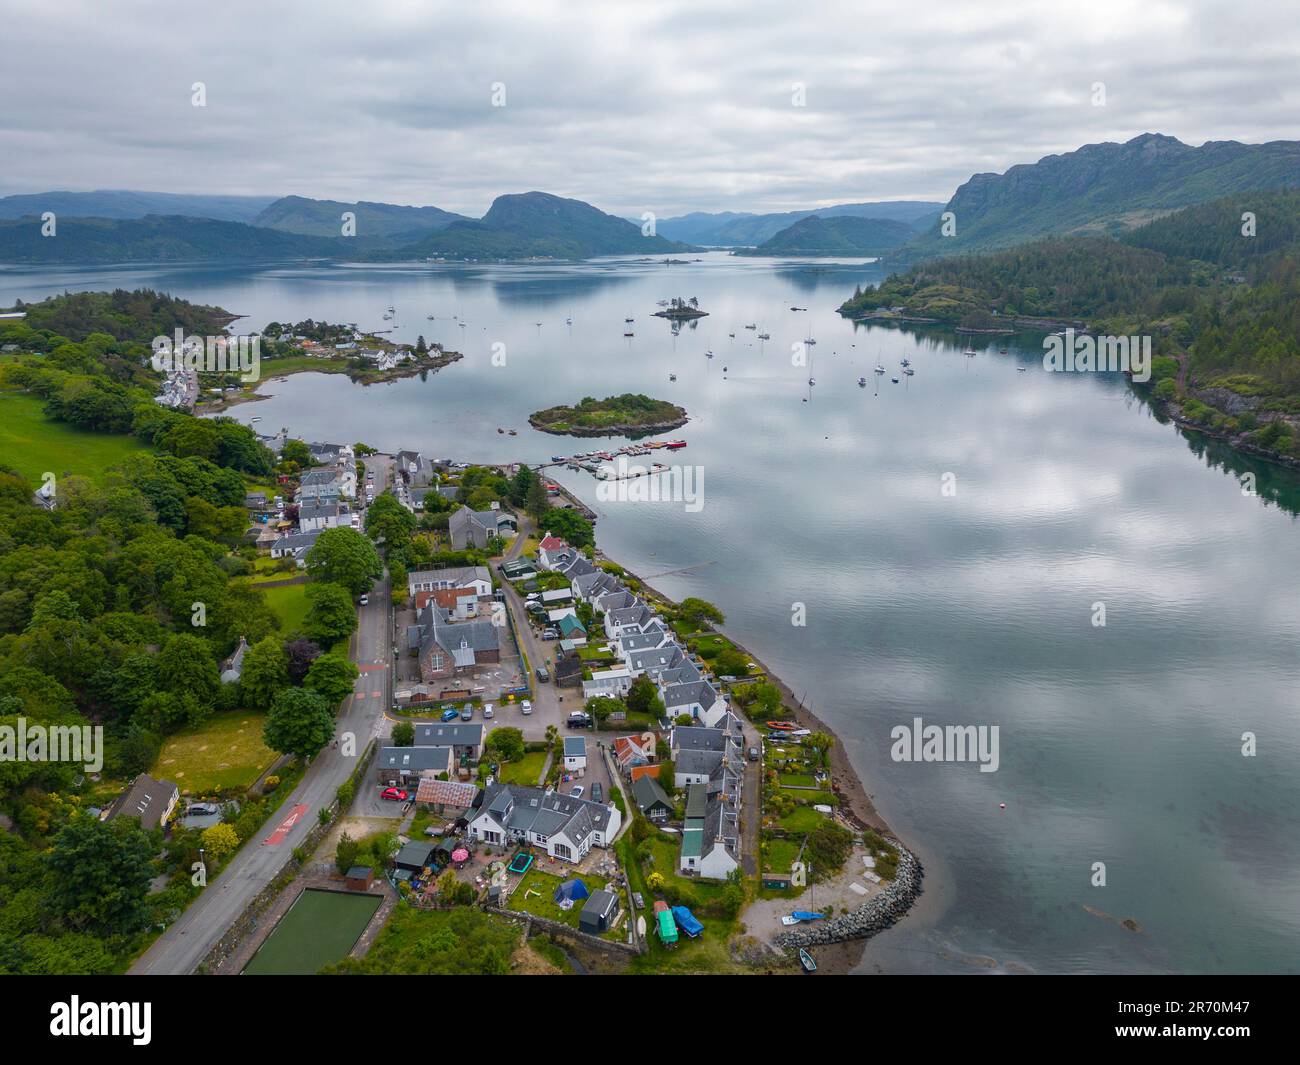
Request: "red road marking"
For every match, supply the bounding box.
[372,690,381,698]
[263,804,309,846]
[357,664,385,673]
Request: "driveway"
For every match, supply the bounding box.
[129,570,394,975]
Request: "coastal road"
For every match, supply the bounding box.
[129,571,393,976]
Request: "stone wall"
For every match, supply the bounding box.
[497,908,643,957]
[773,846,924,951]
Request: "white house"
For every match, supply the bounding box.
[582,667,633,700]
[407,565,492,600]
[563,736,587,775]
[467,783,621,864]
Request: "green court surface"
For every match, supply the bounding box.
[242,888,381,975]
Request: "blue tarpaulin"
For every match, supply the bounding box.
[671,905,703,937]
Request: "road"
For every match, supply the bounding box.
[129,569,393,975]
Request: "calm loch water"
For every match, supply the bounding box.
[6,254,1300,974]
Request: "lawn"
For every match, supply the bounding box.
[508,868,612,932]
[778,806,828,834]
[260,581,313,636]
[154,710,278,791]
[498,751,547,786]
[0,392,148,485]
[763,836,802,874]
[778,772,817,788]
[243,888,381,975]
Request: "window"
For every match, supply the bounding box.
[553,842,572,861]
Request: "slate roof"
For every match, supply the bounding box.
[562,736,587,759]
[672,724,729,753]
[474,782,615,842]
[378,745,454,774]
[413,722,485,747]
[632,774,672,813]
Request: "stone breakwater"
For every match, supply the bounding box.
[774,847,923,951]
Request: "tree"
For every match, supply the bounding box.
[285,637,322,684]
[584,696,623,726]
[625,674,664,719]
[806,730,835,769]
[200,822,239,862]
[679,597,725,628]
[263,688,334,760]
[240,635,290,710]
[305,527,383,596]
[156,633,219,710]
[391,721,415,747]
[484,726,525,763]
[45,815,155,934]
[304,582,358,644]
[541,507,592,548]
[303,653,360,708]
[336,831,360,874]
[365,492,417,550]
[281,438,312,467]
[525,471,549,521]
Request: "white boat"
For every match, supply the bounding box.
[891,376,899,383]
[902,367,914,376]
[745,323,756,329]
[808,377,815,386]
[858,376,867,387]
[874,365,886,374]
[965,347,977,356]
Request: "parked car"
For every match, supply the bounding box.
[541,629,559,640]
[460,703,474,721]
[359,594,369,606]
[440,708,460,722]
[483,704,494,719]
[747,746,760,762]
[569,785,584,798]
[381,787,408,802]
[521,700,533,715]
[535,666,550,682]
[591,782,603,803]
[566,711,592,729]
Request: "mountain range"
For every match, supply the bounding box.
[5,134,1300,264]
[903,133,1300,259]
[655,200,941,245]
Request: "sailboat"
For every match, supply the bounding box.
[874,364,886,375]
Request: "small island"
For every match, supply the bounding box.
[653,296,708,320]
[529,393,688,436]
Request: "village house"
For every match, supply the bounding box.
[562,735,587,774]
[297,498,349,533]
[449,504,517,550]
[408,603,502,682]
[103,774,179,831]
[467,782,621,864]
[377,744,455,786]
[407,565,492,599]
[413,721,485,761]
[269,529,321,566]
[613,733,654,772]
[395,449,434,486]
[680,783,740,880]
[631,773,673,822]
[296,468,347,503]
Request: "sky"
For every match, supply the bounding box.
[1,0,1297,218]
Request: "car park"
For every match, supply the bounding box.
[381,787,408,802]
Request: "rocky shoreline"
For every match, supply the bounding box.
[774,846,924,952]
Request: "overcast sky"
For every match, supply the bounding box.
[1,0,1297,217]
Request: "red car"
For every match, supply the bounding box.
[381,787,409,802]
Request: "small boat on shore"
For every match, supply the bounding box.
[799,948,817,973]
[767,720,797,731]
[664,440,687,450]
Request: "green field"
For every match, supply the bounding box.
[0,392,148,485]
[154,710,277,790]
[260,581,312,635]
[243,889,381,975]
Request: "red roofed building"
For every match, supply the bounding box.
[629,764,662,783]
[413,586,480,619]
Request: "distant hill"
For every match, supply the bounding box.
[253,195,468,243]
[0,189,277,223]
[904,133,1300,258]
[736,214,915,256]
[387,191,693,260]
[656,201,942,245]
[0,214,342,263]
